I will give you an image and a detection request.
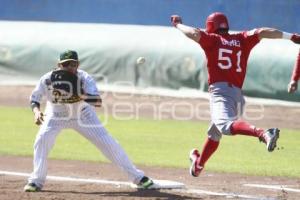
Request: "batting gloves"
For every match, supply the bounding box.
[291,33,300,44]
[171,15,182,27]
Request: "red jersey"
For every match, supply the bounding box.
[198,30,260,88]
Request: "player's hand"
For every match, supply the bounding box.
[288,80,298,93]
[34,110,44,125]
[171,15,182,27]
[291,34,300,44]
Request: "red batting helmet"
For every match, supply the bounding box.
[206,12,229,34]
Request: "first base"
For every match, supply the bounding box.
[132,179,185,189]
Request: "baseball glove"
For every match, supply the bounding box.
[50,69,83,103]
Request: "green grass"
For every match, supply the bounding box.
[0,106,300,178]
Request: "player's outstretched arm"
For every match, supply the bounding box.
[288,50,300,93]
[257,28,300,44]
[30,101,44,125]
[30,77,46,125]
[171,15,201,43]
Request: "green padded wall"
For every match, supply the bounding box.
[0,21,299,101]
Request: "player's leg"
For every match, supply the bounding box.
[24,119,63,192]
[209,85,279,146]
[229,95,264,137]
[74,106,152,187]
[229,94,280,151]
[230,120,264,137]
[190,123,220,177]
[190,83,237,177]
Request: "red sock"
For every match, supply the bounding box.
[230,120,264,138]
[198,138,219,167]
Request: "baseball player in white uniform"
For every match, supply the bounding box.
[24,50,153,192]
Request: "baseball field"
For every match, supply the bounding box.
[0,86,300,200]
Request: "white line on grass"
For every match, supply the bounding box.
[1,170,267,199]
[244,183,300,193]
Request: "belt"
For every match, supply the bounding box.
[52,95,82,104]
[208,82,235,93]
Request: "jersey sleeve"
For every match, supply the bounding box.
[198,30,218,50]
[82,74,100,95]
[30,76,47,103]
[242,29,260,50]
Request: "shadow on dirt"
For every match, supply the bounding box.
[42,189,202,199]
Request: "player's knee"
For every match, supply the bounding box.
[33,132,55,149]
[33,137,44,150]
[208,134,222,141]
[214,121,233,135]
[207,123,222,141]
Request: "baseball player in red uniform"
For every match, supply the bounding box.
[170,12,300,177]
[288,50,300,93]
